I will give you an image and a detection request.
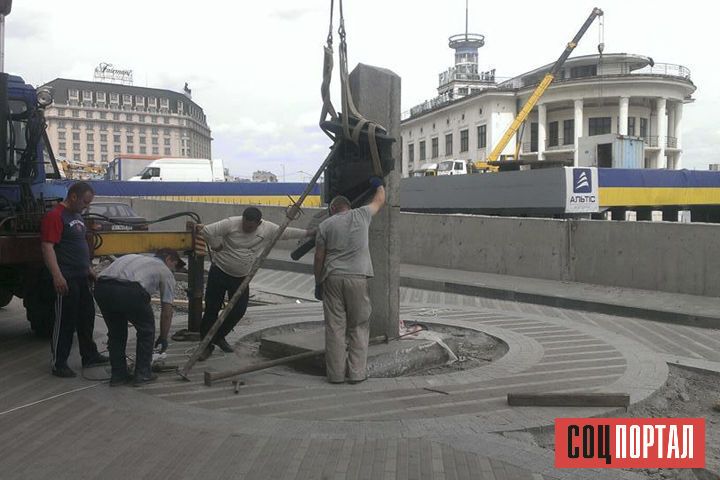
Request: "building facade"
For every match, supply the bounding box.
[402,38,696,176]
[42,78,212,166]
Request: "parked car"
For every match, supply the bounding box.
[85,202,148,231]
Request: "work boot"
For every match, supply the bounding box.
[198,344,215,362]
[213,338,234,353]
[83,353,110,368]
[52,366,77,378]
[133,373,158,387]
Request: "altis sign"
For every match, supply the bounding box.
[565,167,599,213]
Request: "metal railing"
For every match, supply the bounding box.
[632,63,691,79]
[639,136,678,148]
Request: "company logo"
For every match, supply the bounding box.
[573,168,592,193]
[555,418,705,469]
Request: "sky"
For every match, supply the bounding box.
[6,0,718,178]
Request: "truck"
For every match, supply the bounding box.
[105,155,161,181]
[128,157,226,182]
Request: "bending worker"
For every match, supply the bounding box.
[197,207,313,360]
[314,177,386,384]
[94,249,184,386]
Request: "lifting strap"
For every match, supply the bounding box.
[321,0,384,177]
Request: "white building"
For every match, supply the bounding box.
[42,78,212,167]
[401,31,696,176]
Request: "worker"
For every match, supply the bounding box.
[40,181,108,378]
[196,207,314,360]
[94,249,184,386]
[313,177,386,384]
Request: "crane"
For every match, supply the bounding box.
[486,7,604,163]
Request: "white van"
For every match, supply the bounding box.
[411,162,438,177]
[128,158,225,182]
[437,159,470,176]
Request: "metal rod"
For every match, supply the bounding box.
[204,335,388,386]
[0,15,5,73]
[178,140,342,380]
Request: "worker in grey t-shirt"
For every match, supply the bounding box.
[314,177,386,384]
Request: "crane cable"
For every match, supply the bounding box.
[321,0,384,177]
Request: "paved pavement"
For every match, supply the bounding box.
[2,261,720,479]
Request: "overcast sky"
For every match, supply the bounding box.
[7,0,717,178]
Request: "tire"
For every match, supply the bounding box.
[0,288,12,308]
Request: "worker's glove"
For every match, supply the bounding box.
[314,284,323,301]
[369,176,384,188]
[154,336,168,354]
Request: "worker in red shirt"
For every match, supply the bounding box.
[40,182,108,378]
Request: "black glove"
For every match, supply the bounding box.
[369,176,384,188]
[154,336,168,353]
[314,284,323,301]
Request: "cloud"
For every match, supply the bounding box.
[269,7,318,21]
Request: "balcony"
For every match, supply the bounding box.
[642,136,678,148]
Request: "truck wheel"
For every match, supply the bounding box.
[0,288,12,308]
[24,296,55,338]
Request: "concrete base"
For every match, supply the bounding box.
[259,328,460,378]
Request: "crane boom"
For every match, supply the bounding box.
[486,7,604,162]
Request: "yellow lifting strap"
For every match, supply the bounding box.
[321,0,384,177]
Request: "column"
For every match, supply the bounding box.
[573,99,583,166]
[656,98,667,169]
[618,97,629,136]
[537,103,546,161]
[349,64,401,339]
[675,102,684,169]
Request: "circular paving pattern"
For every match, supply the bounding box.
[137,302,668,436]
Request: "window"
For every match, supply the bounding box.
[57,108,65,117]
[164,148,171,155]
[138,115,145,123]
[431,137,439,158]
[164,138,170,146]
[58,132,66,140]
[113,112,120,121]
[100,123,107,131]
[563,119,574,145]
[110,93,119,103]
[72,110,79,118]
[419,140,426,161]
[72,121,80,130]
[151,137,158,145]
[151,127,159,135]
[126,136,133,144]
[151,116,157,124]
[458,87,468,96]
[477,125,487,149]
[530,122,538,152]
[152,147,159,155]
[140,146,147,154]
[141,167,160,179]
[114,145,121,153]
[127,146,134,153]
[58,120,66,129]
[100,144,107,152]
[72,132,80,141]
[73,143,80,151]
[99,112,106,120]
[627,117,636,137]
[123,94,132,104]
[408,144,414,163]
[139,136,146,144]
[101,154,107,162]
[87,143,94,151]
[86,111,94,119]
[85,122,93,129]
[135,96,144,107]
[59,142,66,150]
[548,121,559,147]
[96,92,106,103]
[445,133,453,156]
[73,153,80,161]
[113,134,120,143]
[460,129,469,152]
[163,117,170,124]
[82,90,93,101]
[570,65,597,78]
[163,128,170,135]
[589,117,611,136]
[86,132,94,141]
[640,118,648,138]
[68,89,79,99]
[87,153,94,162]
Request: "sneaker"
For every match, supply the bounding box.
[52,366,77,378]
[213,338,234,353]
[83,353,110,367]
[109,374,132,387]
[347,378,367,385]
[198,344,215,362]
[133,373,158,387]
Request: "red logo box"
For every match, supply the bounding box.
[555,418,705,469]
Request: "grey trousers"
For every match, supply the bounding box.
[322,275,371,383]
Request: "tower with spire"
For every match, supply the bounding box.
[438,0,495,100]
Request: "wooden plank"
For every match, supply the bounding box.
[507,392,630,407]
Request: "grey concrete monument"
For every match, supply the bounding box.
[349,63,401,339]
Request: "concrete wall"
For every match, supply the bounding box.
[118,198,720,297]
